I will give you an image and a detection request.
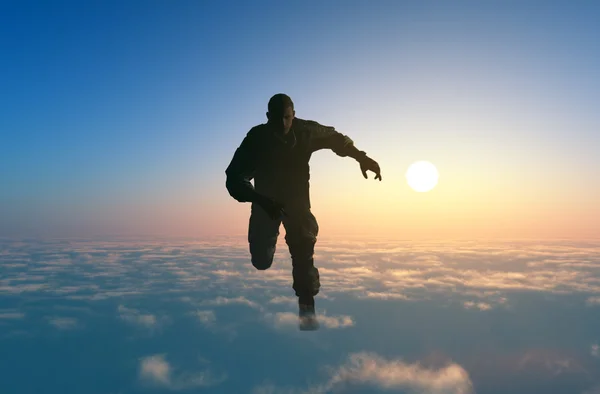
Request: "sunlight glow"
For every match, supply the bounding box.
[406,161,439,192]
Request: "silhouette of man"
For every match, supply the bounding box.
[225,93,381,329]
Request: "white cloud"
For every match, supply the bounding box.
[267,312,354,330]
[360,291,409,300]
[463,301,492,311]
[202,296,262,310]
[48,317,79,330]
[140,355,170,385]
[269,296,297,305]
[6,238,600,306]
[269,312,297,329]
[591,343,599,358]
[138,354,226,390]
[253,352,473,394]
[195,310,216,326]
[213,269,242,277]
[320,315,354,329]
[118,305,163,329]
[326,352,473,394]
[190,309,238,340]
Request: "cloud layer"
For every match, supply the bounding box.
[3,238,599,308]
[2,237,600,393]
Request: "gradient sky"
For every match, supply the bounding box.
[1,0,599,240]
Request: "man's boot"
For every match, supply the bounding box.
[298,294,319,331]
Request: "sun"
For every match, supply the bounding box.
[405,161,439,192]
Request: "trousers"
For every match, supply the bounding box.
[248,199,320,298]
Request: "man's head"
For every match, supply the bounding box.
[266,93,295,134]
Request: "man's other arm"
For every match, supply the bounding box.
[306,120,368,161]
[225,131,262,203]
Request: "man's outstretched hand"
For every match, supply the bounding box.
[359,156,382,181]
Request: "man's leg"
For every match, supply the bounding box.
[282,203,320,302]
[248,203,282,270]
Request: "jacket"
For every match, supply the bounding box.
[225,118,365,205]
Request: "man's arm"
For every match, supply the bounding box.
[305,119,382,181]
[225,128,289,217]
[225,130,262,203]
[305,120,368,161]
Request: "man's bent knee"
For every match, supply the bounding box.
[250,243,276,270]
[251,255,273,270]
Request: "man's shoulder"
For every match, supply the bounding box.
[293,117,319,127]
[293,118,333,131]
[245,123,270,139]
[248,123,268,132]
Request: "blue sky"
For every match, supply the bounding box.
[1,0,600,238]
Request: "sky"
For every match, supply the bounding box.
[2,3,600,393]
[1,0,600,240]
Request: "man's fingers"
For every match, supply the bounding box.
[375,164,382,181]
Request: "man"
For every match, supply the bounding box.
[225,93,382,330]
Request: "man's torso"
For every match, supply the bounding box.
[249,119,315,204]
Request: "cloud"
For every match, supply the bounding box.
[516,349,587,376]
[138,354,226,390]
[0,283,48,294]
[202,296,262,310]
[5,237,600,307]
[463,301,492,311]
[194,310,216,326]
[190,309,238,340]
[140,355,170,385]
[266,312,354,330]
[196,294,353,332]
[212,269,242,277]
[269,296,297,305]
[325,352,474,394]
[118,305,164,330]
[586,296,600,306]
[48,317,79,330]
[360,291,409,300]
[253,352,474,394]
[268,312,299,329]
[319,314,355,329]
[591,343,599,358]
[0,312,25,319]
